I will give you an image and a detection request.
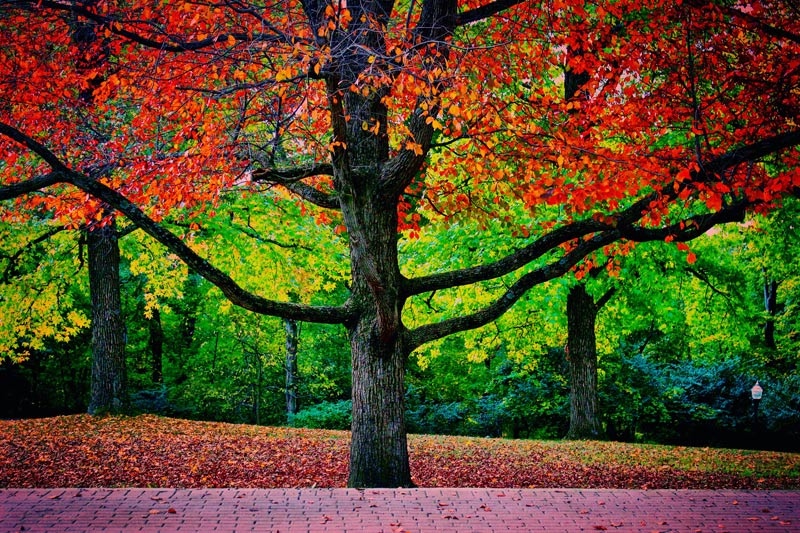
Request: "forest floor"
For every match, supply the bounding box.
[1,414,798,489]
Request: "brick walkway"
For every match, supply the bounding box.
[1,488,798,532]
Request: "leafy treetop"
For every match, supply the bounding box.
[0,0,798,335]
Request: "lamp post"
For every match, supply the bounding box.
[751,380,763,430]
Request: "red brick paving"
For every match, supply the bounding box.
[1,488,798,532]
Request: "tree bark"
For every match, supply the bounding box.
[565,284,602,440]
[86,218,127,415]
[284,317,299,419]
[763,276,778,349]
[343,195,412,488]
[348,323,411,488]
[147,307,163,384]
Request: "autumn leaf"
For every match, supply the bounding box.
[0,415,797,490]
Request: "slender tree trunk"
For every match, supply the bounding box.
[254,355,262,425]
[284,317,299,419]
[86,218,127,414]
[147,307,163,384]
[565,284,602,440]
[763,276,778,349]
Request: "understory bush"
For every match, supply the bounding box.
[290,399,352,430]
[601,352,800,451]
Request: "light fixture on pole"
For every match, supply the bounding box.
[751,380,763,428]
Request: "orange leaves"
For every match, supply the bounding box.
[1,0,798,242]
[2,415,798,489]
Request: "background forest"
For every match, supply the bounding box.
[2,192,799,452]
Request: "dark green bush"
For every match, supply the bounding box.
[290,399,352,430]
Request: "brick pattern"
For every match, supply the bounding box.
[1,488,798,532]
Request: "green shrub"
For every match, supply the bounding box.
[290,399,352,430]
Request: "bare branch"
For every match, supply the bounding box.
[252,163,334,183]
[284,182,340,209]
[252,164,339,208]
[402,217,611,298]
[0,226,67,283]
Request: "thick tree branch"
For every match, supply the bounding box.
[0,124,352,324]
[0,171,65,200]
[403,217,612,298]
[380,0,457,196]
[252,164,340,209]
[698,130,800,179]
[0,122,72,173]
[406,230,619,350]
[723,4,800,45]
[455,0,526,26]
[66,172,353,324]
[595,287,617,312]
[404,197,748,349]
[252,163,335,183]
[285,182,340,209]
[404,130,800,298]
[620,201,748,242]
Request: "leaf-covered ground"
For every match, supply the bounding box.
[1,415,797,489]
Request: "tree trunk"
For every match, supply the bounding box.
[86,218,127,415]
[565,283,602,440]
[342,181,411,488]
[254,354,262,425]
[284,317,299,419]
[763,277,778,349]
[348,327,411,488]
[147,307,163,384]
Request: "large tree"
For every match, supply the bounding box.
[1,0,798,487]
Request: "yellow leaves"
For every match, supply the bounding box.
[66,310,90,330]
[466,349,487,364]
[322,281,337,292]
[275,66,294,82]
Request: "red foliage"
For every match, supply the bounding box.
[0,415,797,489]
